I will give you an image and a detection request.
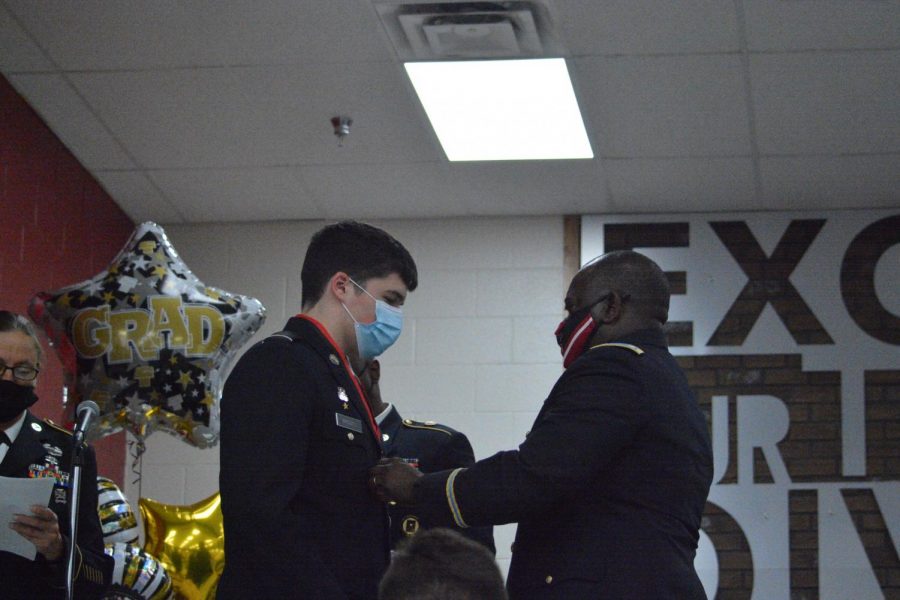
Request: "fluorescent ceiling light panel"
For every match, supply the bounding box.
[405,58,593,161]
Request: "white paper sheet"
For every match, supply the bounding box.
[0,475,56,560]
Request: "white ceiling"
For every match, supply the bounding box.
[1,0,898,224]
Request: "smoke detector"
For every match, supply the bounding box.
[375,1,563,60]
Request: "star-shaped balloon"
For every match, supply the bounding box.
[140,493,223,600]
[29,221,266,447]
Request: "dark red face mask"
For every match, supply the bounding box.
[555,306,597,369]
[555,294,611,369]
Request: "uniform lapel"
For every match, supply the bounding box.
[380,406,403,449]
[0,412,46,477]
[286,316,383,448]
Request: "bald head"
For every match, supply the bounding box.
[574,250,670,326]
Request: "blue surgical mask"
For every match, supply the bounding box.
[342,278,403,360]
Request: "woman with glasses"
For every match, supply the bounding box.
[0,310,112,599]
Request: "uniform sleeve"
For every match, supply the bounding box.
[39,445,113,598]
[433,432,496,554]
[73,446,114,596]
[218,342,344,597]
[414,353,647,528]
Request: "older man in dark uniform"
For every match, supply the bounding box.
[0,310,112,599]
[218,222,417,600]
[372,250,713,599]
[359,359,494,553]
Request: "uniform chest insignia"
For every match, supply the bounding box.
[382,433,390,442]
[42,443,63,457]
[402,457,419,469]
[337,387,349,402]
[54,488,68,504]
[342,402,349,410]
[28,462,69,486]
[329,354,340,366]
[335,413,363,433]
[31,422,42,432]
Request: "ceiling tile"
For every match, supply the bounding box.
[301,162,464,219]
[93,170,184,223]
[301,160,612,220]
[760,155,900,209]
[148,166,324,222]
[7,73,136,170]
[556,0,740,55]
[4,0,392,70]
[574,54,752,157]
[67,62,440,169]
[604,157,757,212]
[751,51,900,154]
[0,3,54,71]
[744,0,900,51]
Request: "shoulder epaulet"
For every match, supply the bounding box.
[42,419,73,436]
[401,418,454,436]
[268,330,299,342]
[589,342,644,355]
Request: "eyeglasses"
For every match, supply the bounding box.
[0,363,40,382]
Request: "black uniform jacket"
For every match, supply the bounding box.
[0,411,113,599]
[413,328,713,600]
[380,406,495,553]
[218,316,390,600]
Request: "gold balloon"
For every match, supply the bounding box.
[140,493,224,600]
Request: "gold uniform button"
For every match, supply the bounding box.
[347,432,355,441]
[545,575,553,584]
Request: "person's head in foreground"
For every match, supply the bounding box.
[379,528,508,600]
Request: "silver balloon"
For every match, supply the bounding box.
[103,542,173,600]
[97,476,140,544]
[30,221,266,447]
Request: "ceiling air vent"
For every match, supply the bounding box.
[375,1,562,60]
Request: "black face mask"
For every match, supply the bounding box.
[0,380,39,422]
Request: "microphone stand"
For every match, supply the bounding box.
[65,434,87,600]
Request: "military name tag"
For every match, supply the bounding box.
[335,413,363,433]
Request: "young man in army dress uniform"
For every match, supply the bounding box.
[359,359,494,553]
[0,310,112,599]
[372,251,713,600]
[218,222,417,600]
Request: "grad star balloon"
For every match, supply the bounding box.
[29,222,265,447]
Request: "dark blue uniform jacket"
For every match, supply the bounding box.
[0,411,112,599]
[414,328,713,599]
[380,406,495,553]
[218,316,390,600]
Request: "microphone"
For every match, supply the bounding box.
[72,401,100,446]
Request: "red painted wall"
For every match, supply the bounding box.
[0,73,131,485]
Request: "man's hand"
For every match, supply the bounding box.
[369,458,422,504]
[10,504,65,561]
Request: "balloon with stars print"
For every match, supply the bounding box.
[28,221,266,448]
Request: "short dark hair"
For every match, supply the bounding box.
[379,528,507,600]
[584,250,670,324]
[300,221,418,308]
[0,310,43,366]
